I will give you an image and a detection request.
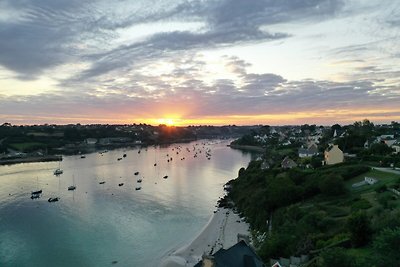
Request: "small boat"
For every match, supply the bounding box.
[68,185,76,191]
[54,168,63,175]
[135,187,141,190]
[31,189,42,195]
[137,179,142,183]
[118,183,124,186]
[163,175,168,179]
[48,197,59,202]
[134,171,139,175]
[31,193,41,199]
[99,181,106,184]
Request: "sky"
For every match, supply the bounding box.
[0,0,399,126]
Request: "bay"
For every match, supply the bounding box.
[0,140,253,266]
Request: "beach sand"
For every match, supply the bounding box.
[160,208,250,267]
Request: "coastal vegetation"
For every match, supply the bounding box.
[226,160,400,266]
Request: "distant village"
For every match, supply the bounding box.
[231,120,400,169]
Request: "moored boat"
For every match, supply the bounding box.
[31,189,42,195]
[54,168,63,175]
[68,185,76,191]
[48,197,59,202]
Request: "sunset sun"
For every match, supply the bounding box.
[157,118,178,126]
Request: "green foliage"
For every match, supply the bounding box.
[315,233,349,249]
[350,199,371,211]
[310,155,323,168]
[319,174,346,196]
[371,209,400,232]
[373,227,400,265]
[347,212,372,247]
[377,191,395,209]
[369,143,393,156]
[374,184,387,193]
[9,142,45,152]
[231,134,259,146]
[238,167,246,177]
[318,247,355,267]
[258,232,295,259]
[229,161,384,261]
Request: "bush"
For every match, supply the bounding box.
[351,199,372,211]
[347,212,372,247]
[373,227,400,265]
[375,184,387,193]
[319,174,346,196]
[318,247,355,267]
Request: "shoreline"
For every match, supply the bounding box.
[228,144,265,153]
[160,207,250,267]
[0,155,62,166]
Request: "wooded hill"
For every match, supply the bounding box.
[225,161,400,266]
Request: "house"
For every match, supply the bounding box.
[194,240,265,267]
[298,143,318,158]
[383,139,397,147]
[324,145,344,165]
[377,135,395,142]
[281,156,297,169]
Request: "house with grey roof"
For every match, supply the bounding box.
[298,143,318,158]
[194,240,265,267]
[281,156,297,169]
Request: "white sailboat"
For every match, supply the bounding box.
[68,175,76,191]
[53,160,63,175]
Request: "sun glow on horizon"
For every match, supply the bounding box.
[155,118,180,126]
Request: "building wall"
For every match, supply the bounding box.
[324,145,344,165]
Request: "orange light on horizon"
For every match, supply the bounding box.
[2,107,400,126]
[156,118,177,126]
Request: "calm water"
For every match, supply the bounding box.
[0,140,253,266]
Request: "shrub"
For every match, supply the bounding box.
[319,174,346,196]
[351,199,372,211]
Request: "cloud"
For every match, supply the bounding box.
[0,0,345,82]
[1,55,399,124]
[1,0,399,125]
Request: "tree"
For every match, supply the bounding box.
[369,143,393,156]
[347,212,372,247]
[318,247,355,267]
[319,174,346,196]
[373,227,400,265]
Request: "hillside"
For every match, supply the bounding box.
[225,161,400,266]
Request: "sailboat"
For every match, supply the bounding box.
[31,177,42,199]
[49,170,61,203]
[53,160,63,175]
[68,175,76,191]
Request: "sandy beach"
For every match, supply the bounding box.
[160,208,250,267]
